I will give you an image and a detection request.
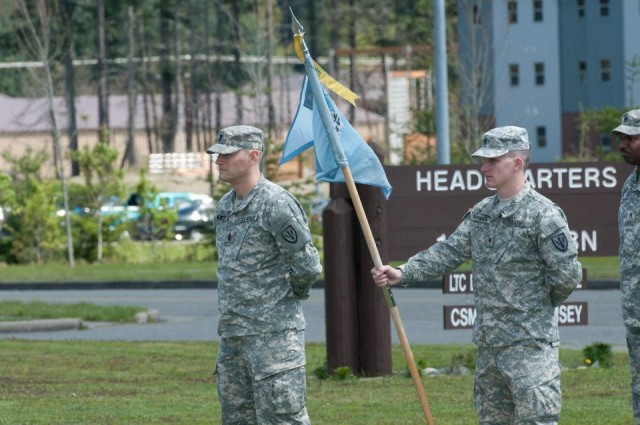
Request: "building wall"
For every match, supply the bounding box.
[561,0,640,112]
[458,0,640,161]
[623,1,640,107]
[0,121,386,182]
[558,1,627,155]
[491,0,562,162]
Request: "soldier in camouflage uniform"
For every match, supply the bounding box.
[613,110,640,425]
[372,126,582,424]
[207,125,322,425]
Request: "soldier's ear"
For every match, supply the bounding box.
[249,149,261,165]
[514,156,523,171]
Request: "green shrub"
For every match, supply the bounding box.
[313,364,329,380]
[333,366,354,380]
[582,342,613,368]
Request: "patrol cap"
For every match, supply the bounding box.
[472,126,531,158]
[206,125,264,154]
[612,109,640,137]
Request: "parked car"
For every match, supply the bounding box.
[173,199,216,241]
[100,192,213,239]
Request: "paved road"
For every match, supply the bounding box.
[0,287,627,351]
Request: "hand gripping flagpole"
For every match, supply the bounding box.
[290,10,435,425]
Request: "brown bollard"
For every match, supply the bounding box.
[355,142,392,376]
[322,196,359,373]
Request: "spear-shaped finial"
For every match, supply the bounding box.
[290,7,304,36]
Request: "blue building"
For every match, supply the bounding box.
[458,0,640,162]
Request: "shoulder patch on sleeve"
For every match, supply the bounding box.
[551,232,569,252]
[280,225,299,244]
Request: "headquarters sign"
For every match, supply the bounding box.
[384,162,632,260]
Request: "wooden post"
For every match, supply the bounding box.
[356,142,392,376]
[321,143,392,377]
[322,194,359,373]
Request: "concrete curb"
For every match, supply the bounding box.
[0,309,162,333]
[0,318,82,333]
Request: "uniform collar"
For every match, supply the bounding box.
[482,181,530,219]
[231,174,266,211]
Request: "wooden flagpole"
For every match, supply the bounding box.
[342,167,435,425]
[289,9,435,424]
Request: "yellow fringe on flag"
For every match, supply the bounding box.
[294,33,359,107]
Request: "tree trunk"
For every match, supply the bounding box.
[215,2,224,133]
[59,0,79,176]
[231,1,243,122]
[159,5,176,152]
[309,0,318,61]
[265,0,276,140]
[348,0,356,123]
[173,5,182,151]
[138,20,159,153]
[331,0,340,78]
[185,0,197,152]
[97,0,110,144]
[203,0,213,149]
[122,5,138,168]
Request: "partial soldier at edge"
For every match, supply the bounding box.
[613,109,640,425]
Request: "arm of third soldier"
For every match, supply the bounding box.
[371,215,473,288]
[539,207,583,306]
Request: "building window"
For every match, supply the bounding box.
[509,64,520,86]
[473,4,482,25]
[577,0,585,17]
[600,0,609,16]
[535,62,545,85]
[601,135,612,152]
[579,61,587,83]
[508,0,518,23]
[533,0,543,21]
[601,59,611,81]
[537,126,547,148]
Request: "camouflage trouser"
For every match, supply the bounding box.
[626,327,640,424]
[474,341,561,425]
[215,329,310,425]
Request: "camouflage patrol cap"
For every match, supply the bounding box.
[206,125,264,154]
[472,126,531,158]
[612,109,640,136]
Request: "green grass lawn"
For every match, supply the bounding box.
[0,261,217,283]
[0,340,632,424]
[0,256,621,284]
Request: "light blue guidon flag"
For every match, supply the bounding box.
[279,75,392,199]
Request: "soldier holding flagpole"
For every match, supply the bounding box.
[372,126,582,424]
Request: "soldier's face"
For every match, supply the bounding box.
[215,149,253,184]
[618,133,640,166]
[480,154,519,191]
